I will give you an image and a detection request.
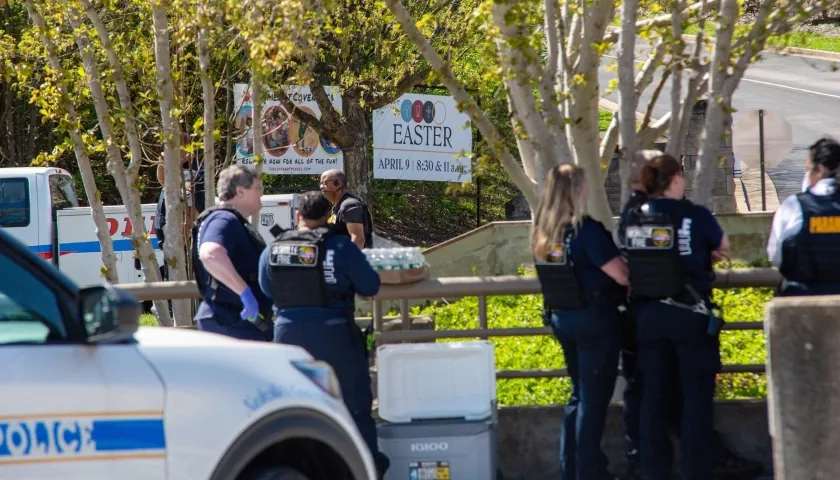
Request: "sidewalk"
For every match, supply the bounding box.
[734,167,781,213]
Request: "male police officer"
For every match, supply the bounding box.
[191,164,272,341]
[319,169,374,249]
[257,191,390,478]
[768,136,840,296]
[619,151,761,479]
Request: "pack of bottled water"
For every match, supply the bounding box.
[363,247,426,271]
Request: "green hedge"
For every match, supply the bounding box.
[412,261,773,406]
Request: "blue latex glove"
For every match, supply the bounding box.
[239,287,260,323]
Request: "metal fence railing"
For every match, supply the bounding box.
[121,268,781,380]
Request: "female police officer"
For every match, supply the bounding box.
[532,164,628,480]
[620,154,729,480]
[257,191,390,478]
[767,136,840,296]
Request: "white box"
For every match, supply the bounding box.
[377,341,496,423]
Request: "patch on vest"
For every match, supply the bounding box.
[546,244,568,265]
[809,216,840,234]
[625,226,674,250]
[270,243,319,267]
[327,213,337,224]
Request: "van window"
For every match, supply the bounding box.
[0,178,30,228]
[49,174,79,211]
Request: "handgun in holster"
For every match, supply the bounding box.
[685,284,724,338]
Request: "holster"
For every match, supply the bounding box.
[541,307,553,327]
[706,302,725,338]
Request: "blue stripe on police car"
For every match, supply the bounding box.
[0,417,166,460]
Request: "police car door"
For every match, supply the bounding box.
[0,239,166,479]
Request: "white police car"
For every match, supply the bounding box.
[0,227,376,480]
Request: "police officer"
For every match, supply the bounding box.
[257,191,390,478]
[532,164,628,480]
[618,151,762,479]
[319,169,374,249]
[191,165,272,341]
[621,153,729,480]
[616,149,662,478]
[768,136,840,296]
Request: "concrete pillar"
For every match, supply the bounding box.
[681,99,737,214]
[765,296,840,479]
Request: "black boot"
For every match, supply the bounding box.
[625,452,642,480]
[713,444,763,479]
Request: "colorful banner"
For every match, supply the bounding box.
[233,84,344,175]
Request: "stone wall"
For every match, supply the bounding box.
[602,99,737,215]
[683,100,737,214]
[423,216,774,279]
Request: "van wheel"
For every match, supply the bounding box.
[241,467,310,480]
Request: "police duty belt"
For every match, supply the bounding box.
[658,297,709,315]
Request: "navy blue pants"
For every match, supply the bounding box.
[636,301,720,480]
[195,302,272,342]
[273,316,390,476]
[550,297,621,480]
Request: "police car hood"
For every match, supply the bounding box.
[132,326,312,360]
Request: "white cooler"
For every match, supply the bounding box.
[376,341,499,480]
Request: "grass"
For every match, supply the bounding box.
[599,108,614,132]
[683,23,840,54]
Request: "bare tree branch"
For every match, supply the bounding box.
[384,0,538,206]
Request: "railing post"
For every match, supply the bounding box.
[373,300,384,333]
[400,299,410,330]
[478,295,488,340]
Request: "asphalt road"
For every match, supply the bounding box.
[599,43,840,201]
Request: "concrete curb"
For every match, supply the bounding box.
[605,25,840,63]
[680,33,840,62]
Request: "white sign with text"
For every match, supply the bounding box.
[372,93,472,182]
[233,83,344,175]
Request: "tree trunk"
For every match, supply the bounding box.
[342,100,371,207]
[617,0,639,208]
[152,2,191,326]
[665,1,686,155]
[568,89,614,227]
[249,77,263,224]
[78,0,171,325]
[693,0,738,209]
[3,86,15,166]
[26,101,36,161]
[79,0,146,181]
[197,3,216,210]
[25,0,120,284]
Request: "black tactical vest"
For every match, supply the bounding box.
[191,205,267,301]
[268,227,337,309]
[535,228,585,310]
[780,191,840,287]
[623,200,691,300]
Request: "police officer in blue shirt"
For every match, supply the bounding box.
[622,154,729,480]
[532,164,629,480]
[616,150,662,478]
[618,152,762,480]
[191,165,272,341]
[768,137,840,297]
[257,191,390,479]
